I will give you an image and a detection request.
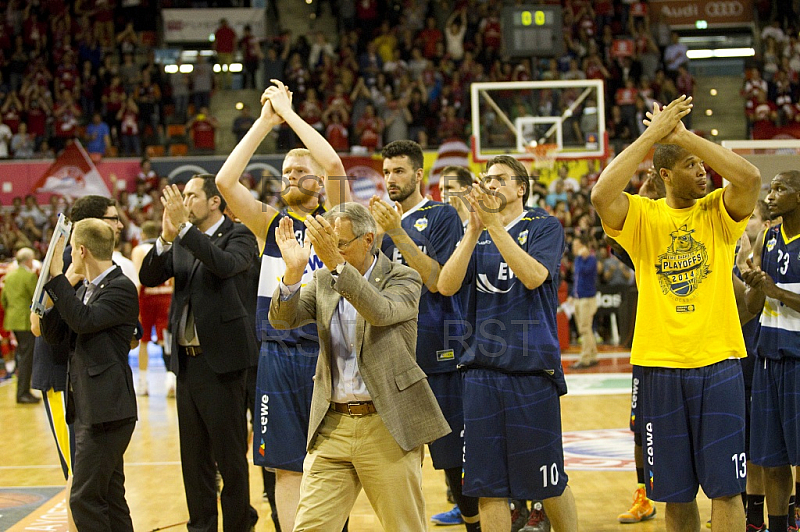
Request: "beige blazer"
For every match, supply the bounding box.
[269,252,451,452]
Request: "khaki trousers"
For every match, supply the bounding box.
[293,409,426,531]
[574,296,598,364]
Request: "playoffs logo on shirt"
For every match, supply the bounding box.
[655,225,710,298]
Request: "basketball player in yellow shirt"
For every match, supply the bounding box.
[591,95,761,531]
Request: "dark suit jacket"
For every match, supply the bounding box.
[138,216,258,375]
[41,267,139,425]
[269,252,451,452]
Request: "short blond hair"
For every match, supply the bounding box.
[285,148,325,177]
[72,219,115,261]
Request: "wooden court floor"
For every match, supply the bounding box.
[0,360,713,531]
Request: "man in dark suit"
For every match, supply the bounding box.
[139,174,259,532]
[40,218,139,532]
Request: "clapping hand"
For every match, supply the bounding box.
[303,215,345,271]
[465,179,503,230]
[741,258,781,299]
[643,95,693,144]
[275,216,311,285]
[264,79,294,121]
[369,196,403,234]
[160,185,190,232]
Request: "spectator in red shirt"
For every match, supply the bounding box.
[1,91,23,134]
[298,88,324,134]
[214,19,237,90]
[55,51,80,98]
[187,106,218,153]
[749,89,778,128]
[52,89,81,153]
[615,78,639,138]
[323,108,350,153]
[479,7,503,51]
[418,16,443,59]
[355,103,384,150]
[102,75,126,142]
[118,96,141,156]
[24,89,50,144]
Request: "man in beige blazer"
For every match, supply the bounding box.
[269,202,450,531]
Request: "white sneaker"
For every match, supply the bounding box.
[138,372,149,396]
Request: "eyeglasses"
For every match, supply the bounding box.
[337,234,362,251]
[100,216,121,223]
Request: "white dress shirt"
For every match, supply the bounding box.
[281,256,377,402]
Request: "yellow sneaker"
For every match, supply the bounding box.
[618,487,657,523]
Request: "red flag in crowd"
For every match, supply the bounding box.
[32,141,111,198]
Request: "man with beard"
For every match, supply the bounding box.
[215,79,349,531]
[592,95,760,531]
[370,140,480,531]
[742,171,800,532]
[139,175,259,532]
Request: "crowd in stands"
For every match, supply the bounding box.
[0,0,702,160]
[744,18,800,135]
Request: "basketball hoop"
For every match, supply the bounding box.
[525,143,560,171]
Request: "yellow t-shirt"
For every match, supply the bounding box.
[602,188,748,368]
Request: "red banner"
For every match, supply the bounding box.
[0,157,140,205]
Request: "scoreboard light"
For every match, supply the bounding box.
[502,5,564,57]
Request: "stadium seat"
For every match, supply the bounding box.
[169,143,188,157]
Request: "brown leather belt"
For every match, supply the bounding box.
[330,401,376,416]
[180,345,203,357]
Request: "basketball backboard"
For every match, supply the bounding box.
[470,79,607,164]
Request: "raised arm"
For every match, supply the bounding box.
[591,96,693,230]
[215,88,284,249]
[672,134,760,224]
[265,79,350,209]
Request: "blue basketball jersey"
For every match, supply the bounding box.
[734,250,761,357]
[758,224,800,360]
[460,209,567,390]
[256,206,326,347]
[380,199,466,373]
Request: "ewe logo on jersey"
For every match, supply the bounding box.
[414,217,428,232]
[477,262,515,293]
[655,225,710,297]
[517,229,528,245]
[766,236,777,252]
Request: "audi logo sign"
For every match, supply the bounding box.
[652,0,752,25]
[705,0,745,16]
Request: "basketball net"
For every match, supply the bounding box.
[525,143,560,171]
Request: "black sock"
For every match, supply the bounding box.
[746,494,765,527]
[769,514,789,532]
[636,466,645,485]
[444,467,480,520]
[465,522,481,532]
[790,495,796,528]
